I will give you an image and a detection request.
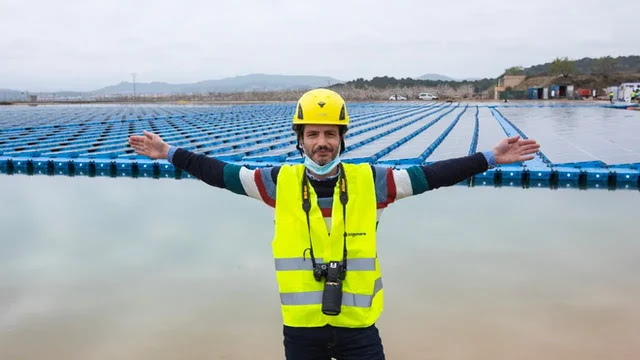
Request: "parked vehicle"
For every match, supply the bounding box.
[389,95,407,100]
[419,92,438,100]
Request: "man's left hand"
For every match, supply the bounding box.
[493,135,540,165]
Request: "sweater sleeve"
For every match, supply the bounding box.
[419,152,489,191]
[169,147,278,206]
[379,152,490,203]
[171,147,227,188]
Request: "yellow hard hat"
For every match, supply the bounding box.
[293,88,349,126]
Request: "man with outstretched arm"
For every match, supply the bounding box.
[129,89,540,359]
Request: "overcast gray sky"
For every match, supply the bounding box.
[1,0,636,91]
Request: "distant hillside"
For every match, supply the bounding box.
[417,74,481,81]
[524,55,640,76]
[92,74,343,95]
[4,56,639,100]
[417,73,456,81]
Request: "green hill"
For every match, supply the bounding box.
[524,55,640,76]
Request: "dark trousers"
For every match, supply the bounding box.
[283,324,385,360]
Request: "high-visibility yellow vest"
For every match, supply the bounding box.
[272,163,383,328]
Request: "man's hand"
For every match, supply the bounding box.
[128,131,170,160]
[493,135,540,165]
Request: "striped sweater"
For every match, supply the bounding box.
[169,148,491,228]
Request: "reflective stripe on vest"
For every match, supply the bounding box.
[272,163,383,328]
[274,257,376,271]
[281,277,383,307]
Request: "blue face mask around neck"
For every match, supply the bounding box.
[303,146,341,176]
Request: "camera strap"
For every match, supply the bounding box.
[301,163,349,274]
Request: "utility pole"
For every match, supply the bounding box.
[130,72,137,104]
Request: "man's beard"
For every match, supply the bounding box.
[311,145,335,166]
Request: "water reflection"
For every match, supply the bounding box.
[0,175,639,359]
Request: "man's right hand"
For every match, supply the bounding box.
[128,131,170,160]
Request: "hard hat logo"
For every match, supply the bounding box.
[292,88,350,126]
[297,105,304,120]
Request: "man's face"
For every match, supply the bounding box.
[301,124,341,166]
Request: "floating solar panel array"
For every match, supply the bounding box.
[1,102,639,190]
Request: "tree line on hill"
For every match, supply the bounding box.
[332,56,640,98]
[504,55,640,78]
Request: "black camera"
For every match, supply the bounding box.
[313,261,345,316]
